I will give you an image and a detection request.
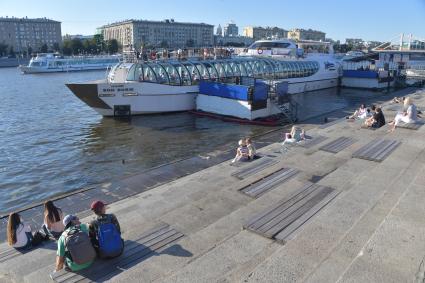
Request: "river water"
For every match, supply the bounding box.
[0,67,383,214]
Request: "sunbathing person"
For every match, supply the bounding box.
[232,139,250,163]
[348,104,367,119]
[364,107,385,128]
[245,138,259,160]
[391,96,405,104]
[282,126,305,145]
[388,97,417,132]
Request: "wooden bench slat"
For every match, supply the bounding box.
[52,224,183,283]
[373,141,401,162]
[397,120,424,130]
[258,186,332,237]
[241,168,299,198]
[320,137,356,153]
[232,158,278,180]
[298,135,328,149]
[262,187,333,238]
[352,139,387,159]
[244,183,338,241]
[244,183,315,229]
[248,184,323,232]
[96,232,184,282]
[274,189,340,242]
[353,139,401,162]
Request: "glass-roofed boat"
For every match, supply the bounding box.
[66,39,341,117]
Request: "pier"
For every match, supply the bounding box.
[1,87,425,282]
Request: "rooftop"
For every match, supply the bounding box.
[101,19,213,28]
[0,17,60,23]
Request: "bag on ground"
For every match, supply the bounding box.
[65,227,96,265]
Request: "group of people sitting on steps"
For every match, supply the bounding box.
[232,137,258,163]
[6,199,123,273]
[347,97,419,132]
[346,103,385,129]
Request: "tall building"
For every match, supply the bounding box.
[101,19,214,49]
[243,26,288,40]
[0,17,61,53]
[288,29,326,41]
[216,24,222,36]
[223,21,238,37]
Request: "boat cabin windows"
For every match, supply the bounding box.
[248,41,292,50]
[124,58,320,85]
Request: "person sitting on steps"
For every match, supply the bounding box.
[42,201,65,240]
[89,200,124,259]
[364,107,385,128]
[347,104,367,119]
[55,215,95,272]
[7,212,34,251]
[388,97,418,132]
[245,138,259,160]
[231,139,250,163]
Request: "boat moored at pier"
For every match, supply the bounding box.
[66,39,341,119]
[19,53,121,74]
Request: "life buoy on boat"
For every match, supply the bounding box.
[257,48,263,55]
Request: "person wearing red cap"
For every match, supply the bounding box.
[88,200,123,258]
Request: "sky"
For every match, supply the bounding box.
[1,0,424,42]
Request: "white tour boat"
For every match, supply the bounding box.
[66,39,342,118]
[19,53,121,74]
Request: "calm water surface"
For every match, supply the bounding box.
[0,68,277,214]
[0,67,380,214]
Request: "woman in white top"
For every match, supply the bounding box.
[388,97,417,132]
[7,212,33,250]
[232,139,250,163]
[348,104,367,119]
[42,201,64,239]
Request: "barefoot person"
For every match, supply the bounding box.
[348,104,367,119]
[232,139,249,163]
[365,107,385,128]
[388,97,417,132]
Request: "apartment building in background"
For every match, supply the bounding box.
[0,17,61,53]
[100,19,214,49]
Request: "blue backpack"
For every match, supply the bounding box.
[97,215,124,258]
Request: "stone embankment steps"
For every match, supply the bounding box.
[1,88,425,283]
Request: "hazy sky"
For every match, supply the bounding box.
[1,0,424,42]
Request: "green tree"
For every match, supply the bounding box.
[160,40,169,48]
[8,46,15,57]
[186,39,195,47]
[52,42,60,52]
[70,38,84,54]
[106,39,119,54]
[40,43,48,53]
[62,39,73,55]
[93,34,105,53]
[0,42,8,57]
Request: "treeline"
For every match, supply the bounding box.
[0,34,119,57]
[62,34,119,55]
